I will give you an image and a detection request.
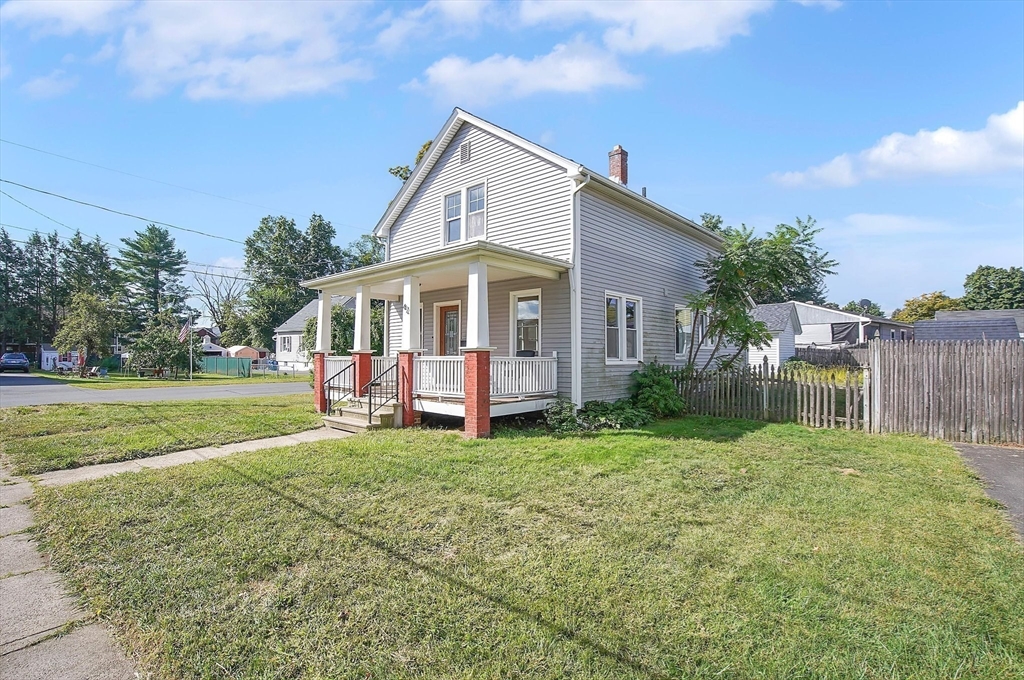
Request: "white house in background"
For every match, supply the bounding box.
[301,108,729,437]
[273,295,355,369]
[792,301,913,347]
[201,339,227,357]
[748,303,802,368]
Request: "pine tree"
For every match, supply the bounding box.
[117,224,187,322]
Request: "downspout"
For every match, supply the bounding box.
[568,170,591,408]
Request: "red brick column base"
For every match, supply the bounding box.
[398,351,419,428]
[313,352,328,414]
[464,349,491,439]
[352,351,373,398]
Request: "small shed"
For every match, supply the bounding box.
[748,302,802,368]
[226,345,260,360]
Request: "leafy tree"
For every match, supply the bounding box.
[53,291,114,360]
[962,265,1024,310]
[341,234,385,270]
[388,140,433,182]
[701,215,836,304]
[841,299,885,317]
[891,292,964,322]
[126,310,202,376]
[117,224,188,320]
[242,214,347,349]
[300,304,385,358]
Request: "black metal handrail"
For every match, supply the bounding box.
[365,361,399,425]
[324,361,355,415]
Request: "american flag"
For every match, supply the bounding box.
[178,319,191,343]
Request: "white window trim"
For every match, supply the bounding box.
[440,178,489,247]
[509,288,542,357]
[604,290,643,365]
[432,299,462,356]
[674,304,692,361]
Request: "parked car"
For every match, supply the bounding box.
[0,353,31,373]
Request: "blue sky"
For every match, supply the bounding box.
[1,0,1021,315]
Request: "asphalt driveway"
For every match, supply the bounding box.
[954,443,1024,537]
[0,373,311,408]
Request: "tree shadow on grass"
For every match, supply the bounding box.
[206,454,672,680]
[493,416,770,445]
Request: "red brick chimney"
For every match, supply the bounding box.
[608,145,627,186]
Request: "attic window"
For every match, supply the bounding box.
[460,141,471,164]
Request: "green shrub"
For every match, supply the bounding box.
[543,398,654,433]
[630,361,685,418]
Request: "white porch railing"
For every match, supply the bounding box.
[491,356,558,397]
[372,355,397,377]
[413,355,558,398]
[324,355,353,391]
[414,356,465,396]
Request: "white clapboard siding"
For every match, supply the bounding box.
[388,123,572,262]
[579,189,722,403]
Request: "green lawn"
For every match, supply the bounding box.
[0,395,321,475]
[31,420,1024,679]
[35,371,309,389]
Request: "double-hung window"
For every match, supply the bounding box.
[280,335,293,353]
[606,292,642,362]
[445,192,462,244]
[511,289,541,356]
[444,183,486,244]
[675,306,693,357]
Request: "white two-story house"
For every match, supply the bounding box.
[302,108,723,437]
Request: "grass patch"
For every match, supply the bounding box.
[35,371,309,390]
[32,420,1024,679]
[0,395,320,475]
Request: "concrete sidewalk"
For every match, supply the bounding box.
[1,427,351,677]
[0,469,136,679]
[35,427,351,487]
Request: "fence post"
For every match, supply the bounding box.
[762,356,769,420]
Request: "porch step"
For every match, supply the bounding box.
[323,415,384,434]
[329,400,401,428]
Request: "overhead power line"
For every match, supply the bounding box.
[0,179,246,244]
[0,137,306,219]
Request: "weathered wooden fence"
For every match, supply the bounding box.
[867,339,1023,444]
[677,339,1024,444]
[794,345,869,367]
[679,360,866,431]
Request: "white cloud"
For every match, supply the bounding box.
[376,0,492,53]
[829,213,952,236]
[775,101,1024,187]
[212,256,245,271]
[119,1,372,101]
[21,69,78,98]
[0,0,127,36]
[89,42,117,63]
[793,0,842,9]
[409,39,638,107]
[519,0,774,53]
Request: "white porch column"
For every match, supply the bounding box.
[314,291,332,352]
[354,285,371,352]
[466,260,490,349]
[401,276,421,350]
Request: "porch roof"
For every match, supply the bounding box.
[300,241,570,298]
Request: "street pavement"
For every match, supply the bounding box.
[0,372,311,408]
[954,443,1024,537]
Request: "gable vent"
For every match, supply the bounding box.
[459,141,471,164]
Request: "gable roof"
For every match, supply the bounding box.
[913,318,1020,341]
[274,295,355,334]
[372,108,723,250]
[935,309,1024,334]
[751,302,802,334]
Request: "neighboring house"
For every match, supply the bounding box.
[273,295,356,369]
[301,108,727,436]
[934,309,1024,338]
[194,327,221,344]
[226,345,260,360]
[39,344,59,371]
[792,302,913,346]
[748,303,802,368]
[913,317,1020,341]
[202,339,227,357]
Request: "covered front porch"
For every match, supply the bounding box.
[302,242,571,437]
